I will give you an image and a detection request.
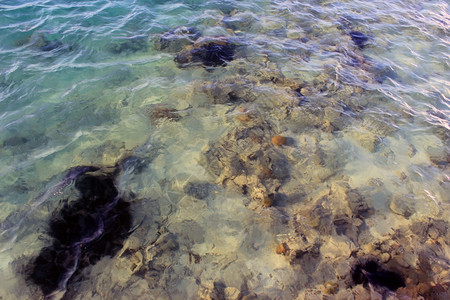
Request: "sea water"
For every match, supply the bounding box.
[0,0,449,299]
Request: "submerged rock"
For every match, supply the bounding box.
[193,76,257,104]
[39,40,63,52]
[2,136,28,147]
[271,135,287,146]
[351,258,405,291]
[174,38,236,68]
[27,167,132,298]
[347,189,371,218]
[349,31,369,49]
[351,130,380,152]
[154,26,201,52]
[202,122,290,204]
[426,145,449,167]
[147,104,180,125]
[390,194,416,218]
[262,194,275,207]
[221,12,256,31]
[184,182,215,200]
[107,36,148,54]
[15,32,71,53]
[275,243,289,255]
[410,218,449,242]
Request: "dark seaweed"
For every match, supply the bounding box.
[351,259,405,291]
[29,170,132,297]
[174,42,235,68]
[349,31,369,49]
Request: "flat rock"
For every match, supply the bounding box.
[390,194,416,218]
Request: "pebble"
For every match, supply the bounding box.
[236,113,251,122]
[381,252,391,263]
[271,135,287,146]
[276,243,288,255]
[262,195,274,207]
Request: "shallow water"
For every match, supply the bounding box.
[0,0,449,299]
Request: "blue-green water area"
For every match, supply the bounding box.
[0,0,449,299]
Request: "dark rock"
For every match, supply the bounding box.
[39,40,63,52]
[410,220,430,242]
[333,215,359,242]
[174,40,235,68]
[28,168,132,298]
[155,26,201,52]
[15,33,69,52]
[349,31,369,49]
[184,182,214,199]
[2,136,28,147]
[347,190,371,217]
[310,202,333,235]
[410,218,449,242]
[351,258,405,291]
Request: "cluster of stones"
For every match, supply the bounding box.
[203,122,290,207]
[146,18,450,299]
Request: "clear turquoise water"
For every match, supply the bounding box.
[0,0,449,299]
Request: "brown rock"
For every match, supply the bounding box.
[260,166,272,179]
[262,195,274,207]
[272,135,287,146]
[236,113,251,122]
[276,243,288,255]
[148,105,180,124]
